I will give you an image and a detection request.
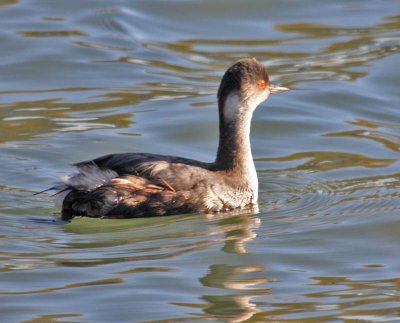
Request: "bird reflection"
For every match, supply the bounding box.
[198,213,271,322]
[206,209,260,254]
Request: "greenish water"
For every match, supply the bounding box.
[1,0,400,322]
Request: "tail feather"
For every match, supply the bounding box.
[64,165,118,192]
[60,175,190,220]
[33,187,55,196]
[44,164,193,220]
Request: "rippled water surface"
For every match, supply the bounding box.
[1,0,400,322]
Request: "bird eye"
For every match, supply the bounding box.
[258,80,267,89]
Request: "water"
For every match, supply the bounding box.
[1,0,400,322]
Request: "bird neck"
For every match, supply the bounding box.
[214,94,256,174]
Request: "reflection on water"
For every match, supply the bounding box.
[19,30,89,37]
[327,119,400,152]
[198,217,265,322]
[258,151,395,171]
[0,0,400,322]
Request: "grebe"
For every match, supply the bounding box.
[51,58,288,220]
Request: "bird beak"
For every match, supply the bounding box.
[269,84,289,94]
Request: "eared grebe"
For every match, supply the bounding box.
[50,58,288,220]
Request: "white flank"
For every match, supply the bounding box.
[64,165,118,192]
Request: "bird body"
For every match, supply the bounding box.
[51,58,288,220]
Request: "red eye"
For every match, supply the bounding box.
[258,80,267,89]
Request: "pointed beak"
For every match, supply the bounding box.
[269,84,289,94]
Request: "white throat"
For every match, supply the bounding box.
[221,92,262,202]
[222,91,270,122]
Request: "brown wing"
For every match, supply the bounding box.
[61,174,192,220]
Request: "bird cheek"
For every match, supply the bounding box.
[263,89,271,100]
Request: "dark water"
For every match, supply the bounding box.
[1,0,400,322]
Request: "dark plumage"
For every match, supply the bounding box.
[48,58,288,220]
